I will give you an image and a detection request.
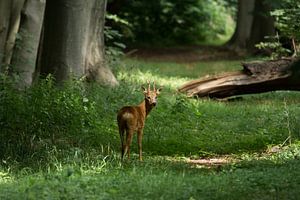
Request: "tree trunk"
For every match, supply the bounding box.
[178,59,300,99]
[226,0,255,50]
[247,0,275,51]
[85,0,118,86]
[0,0,26,73]
[40,0,118,86]
[0,0,11,71]
[11,0,46,88]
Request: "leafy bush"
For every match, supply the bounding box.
[256,0,300,58]
[0,75,98,164]
[271,0,300,42]
[104,14,128,59]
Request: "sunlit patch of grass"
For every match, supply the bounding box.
[116,58,242,92]
[117,68,188,90]
[0,171,12,184]
[120,58,242,79]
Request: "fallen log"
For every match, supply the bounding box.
[178,58,300,99]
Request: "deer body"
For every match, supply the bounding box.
[117,82,161,161]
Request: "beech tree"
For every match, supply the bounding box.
[0,0,118,88]
[226,0,255,50]
[227,0,275,52]
[247,0,275,51]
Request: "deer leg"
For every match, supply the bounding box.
[123,128,134,160]
[119,126,125,159]
[137,129,143,161]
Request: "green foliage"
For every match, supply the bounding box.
[255,35,292,59]
[0,75,98,164]
[111,0,235,46]
[104,13,128,64]
[256,0,300,57]
[271,0,300,42]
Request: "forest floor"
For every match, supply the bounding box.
[126,45,244,63]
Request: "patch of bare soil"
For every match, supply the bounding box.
[187,156,235,168]
[126,46,243,62]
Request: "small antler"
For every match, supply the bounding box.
[147,80,151,92]
[153,81,156,91]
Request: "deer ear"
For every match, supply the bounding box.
[156,87,162,94]
[141,86,147,93]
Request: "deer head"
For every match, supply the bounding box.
[141,81,162,107]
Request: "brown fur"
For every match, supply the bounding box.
[117,82,161,161]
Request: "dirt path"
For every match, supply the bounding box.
[126,46,243,63]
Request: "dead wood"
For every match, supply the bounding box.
[178,58,300,99]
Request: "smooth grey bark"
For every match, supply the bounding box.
[0,0,26,73]
[0,0,10,71]
[11,0,46,88]
[85,0,118,86]
[40,0,88,81]
[40,0,118,86]
[226,0,255,51]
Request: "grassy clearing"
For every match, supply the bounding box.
[1,146,300,199]
[1,58,300,199]
[116,59,300,156]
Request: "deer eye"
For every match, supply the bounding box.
[147,96,151,100]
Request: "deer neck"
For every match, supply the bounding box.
[138,100,153,118]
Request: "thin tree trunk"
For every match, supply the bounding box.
[0,0,11,71]
[11,0,46,88]
[0,0,26,73]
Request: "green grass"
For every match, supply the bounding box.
[1,147,300,199]
[121,58,242,79]
[1,58,300,199]
[115,59,300,156]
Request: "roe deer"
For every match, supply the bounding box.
[117,81,161,161]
